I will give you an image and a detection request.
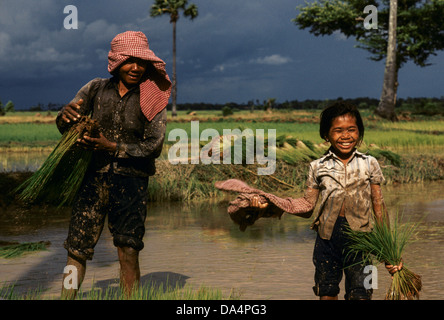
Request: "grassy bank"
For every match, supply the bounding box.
[148,153,444,202]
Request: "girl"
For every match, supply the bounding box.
[216,101,390,300]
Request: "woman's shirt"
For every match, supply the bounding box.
[306,148,385,240]
[56,77,167,177]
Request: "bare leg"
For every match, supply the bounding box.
[117,246,140,298]
[61,253,86,300]
[320,295,338,300]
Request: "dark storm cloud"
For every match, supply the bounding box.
[0,0,442,109]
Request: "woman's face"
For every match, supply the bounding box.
[118,57,148,87]
[327,113,360,161]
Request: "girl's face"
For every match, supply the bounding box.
[327,113,360,161]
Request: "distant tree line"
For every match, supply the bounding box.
[28,102,65,112]
[1,97,443,117]
[175,96,444,116]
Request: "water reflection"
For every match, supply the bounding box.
[146,200,315,243]
[0,151,51,173]
[0,181,443,299]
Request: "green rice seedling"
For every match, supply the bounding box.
[345,215,422,300]
[0,283,44,300]
[15,116,99,207]
[365,148,402,167]
[275,138,327,164]
[0,241,50,258]
[0,280,239,300]
[76,281,236,300]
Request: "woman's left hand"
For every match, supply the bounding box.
[78,133,117,153]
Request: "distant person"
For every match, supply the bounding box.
[56,31,171,299]
[217,102,395,300]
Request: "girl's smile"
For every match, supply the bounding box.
[327,113,360,163]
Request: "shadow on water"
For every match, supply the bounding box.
[0,201,191,299]
[90,272,189,291]
[0,203,71,297]
[77,272,190,299]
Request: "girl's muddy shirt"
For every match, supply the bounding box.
[306,148,385,240]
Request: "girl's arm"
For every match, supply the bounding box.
[286,187,319,218]
[370,183,388,226]
[250,187,319,218]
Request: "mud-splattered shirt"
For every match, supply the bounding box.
[306,148,385,240]
[56,77,167,177]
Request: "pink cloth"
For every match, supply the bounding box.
[215,179,314,231]
[108,31,172,121]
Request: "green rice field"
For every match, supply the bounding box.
[1,110,444,156]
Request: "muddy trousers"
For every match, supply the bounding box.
[312,216,373,300]
[64,171,149,261]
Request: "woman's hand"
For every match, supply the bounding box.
[77,133,117,153]
[61,99,83,123]
[250,195,269,209]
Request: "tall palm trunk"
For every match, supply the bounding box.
[375,0,398,121]
[171,20,177,117]
[151,2,198,118]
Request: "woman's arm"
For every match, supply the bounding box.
[114,108,167,159]
[56,78,101,134]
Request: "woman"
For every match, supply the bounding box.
[58,31,171,298]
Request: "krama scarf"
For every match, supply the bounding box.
[108,31,172,121]
[215,179,313,231]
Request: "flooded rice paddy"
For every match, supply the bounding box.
[0,159,443,299]
[0,151,50,173]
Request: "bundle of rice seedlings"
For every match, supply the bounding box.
[345,215,422,300]
[15,116,99,207]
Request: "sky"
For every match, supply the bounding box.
[0,0,443,110]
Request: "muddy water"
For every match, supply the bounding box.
[0,151,51,173]
[0,181,443,300]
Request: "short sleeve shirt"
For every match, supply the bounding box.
[306,148,385,240]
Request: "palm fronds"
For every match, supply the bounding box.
[345,215,422,300]
[15,116,99,207]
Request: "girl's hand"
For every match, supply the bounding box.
[250,195,269,209]
[385,260,403,276]
[78,133,117,153]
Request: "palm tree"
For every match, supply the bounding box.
[150,0,198,117]
[375,0,398,122]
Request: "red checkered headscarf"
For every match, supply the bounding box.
[108,31,172,121]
